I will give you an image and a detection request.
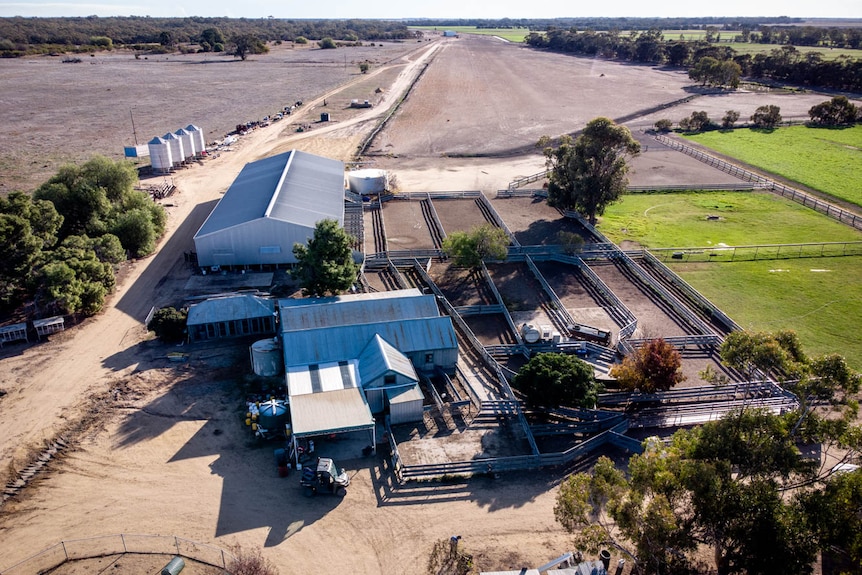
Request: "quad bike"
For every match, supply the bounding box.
[300,457,350,497]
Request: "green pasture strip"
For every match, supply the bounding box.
[597,191,862,248]
[409,26,531,42]
[724,42,862,60]
[673,257,862,368]
[684,126,862,208]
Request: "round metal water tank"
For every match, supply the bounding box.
[347,169,387,195]
[250,338,283,376]
[148,136,173,172]
[257,399,289,432]
[521,323,541,344]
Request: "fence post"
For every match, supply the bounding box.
[175,536,180,556]
[121,534,127,553]
[62,541,68,562]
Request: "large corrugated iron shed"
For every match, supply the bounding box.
[195,150,344,238]
[281,317,457,368]
[278,288,438,332]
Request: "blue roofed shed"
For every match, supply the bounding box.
[187,294,276,342]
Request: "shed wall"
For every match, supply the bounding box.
[195,218,315,268]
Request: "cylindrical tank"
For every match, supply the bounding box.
[347,169,388,195]
[186,124,206,155]
[521,323,540,344]
[148,136,173,173]
[162,132,184,166]
[250,337,283,376]
[174,128,195,159]
[257,399,289,432]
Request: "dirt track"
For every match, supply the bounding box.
[0,33,842,574]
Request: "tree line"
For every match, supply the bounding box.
[525,28,862,92]
[0,17,415,56]
[0,156,165,318]
[404,17,800,32]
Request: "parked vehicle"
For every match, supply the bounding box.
[300,457,349,497]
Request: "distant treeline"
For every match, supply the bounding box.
[525,29,862,92]
[0,16,415,56]
[405,17,801,31]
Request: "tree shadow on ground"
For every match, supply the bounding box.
[113,200,218,323]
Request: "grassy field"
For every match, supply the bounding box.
[596,190,862,368]
[725,42,862,60]
[411,26,532,42]
[675,257,862,368]
[684,126,862,208]
[597,190,862,248]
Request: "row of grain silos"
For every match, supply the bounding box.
[148,124,206,173]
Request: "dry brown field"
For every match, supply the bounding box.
[0,32,841,575]
[0,40,426,192]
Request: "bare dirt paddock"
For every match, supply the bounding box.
[0,31,842,575]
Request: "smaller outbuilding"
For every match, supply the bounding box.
[0,322,28,346]
[33,316,65,338]
[187,294,276,342]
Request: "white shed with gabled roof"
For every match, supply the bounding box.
[193,150,345,269]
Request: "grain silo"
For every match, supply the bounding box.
[347,169,388,196]
[148,136,173,173]
[162,132,185,167]
[174,127,195,159]
[186,124,205,156]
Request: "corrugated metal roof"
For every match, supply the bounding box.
[386,382,423,404]
[279,288,422,309]
[287,359,359,396]
[288,387,374,437]
[282,317,457,368]
[358,334,418,386]
[195,150,344,239]
[279,289,437,332]
[187,294,275,325]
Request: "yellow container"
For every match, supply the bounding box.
[245,418,251,426]
[251,423,258,431]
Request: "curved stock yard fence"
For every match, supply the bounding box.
[0,534,235,575]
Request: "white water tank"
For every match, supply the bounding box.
[521,323,540,344]
[347,169,387,195]
[148,136,173,173]
[250,338,283,376]
[174,127,195,159]
[186,124,205,155]
[162,132,184,166]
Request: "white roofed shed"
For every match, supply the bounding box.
[193,150,345,269]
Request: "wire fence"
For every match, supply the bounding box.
[0,534,235,575]
[650,241,862,263]
[654,134,862,231]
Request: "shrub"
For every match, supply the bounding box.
[148,307,187,342]
[654,119,673,132]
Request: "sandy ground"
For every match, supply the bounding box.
[0,33,843,574]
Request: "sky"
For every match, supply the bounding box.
[0,0,860,19]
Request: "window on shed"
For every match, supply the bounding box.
[259,246,281,254]
[384,374,396,385]
[424,353,434,364]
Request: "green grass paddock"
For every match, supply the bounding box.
[597,190,862,248]
[684,125,862,208]
[674,257,862,368]
[595,190,862,367]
